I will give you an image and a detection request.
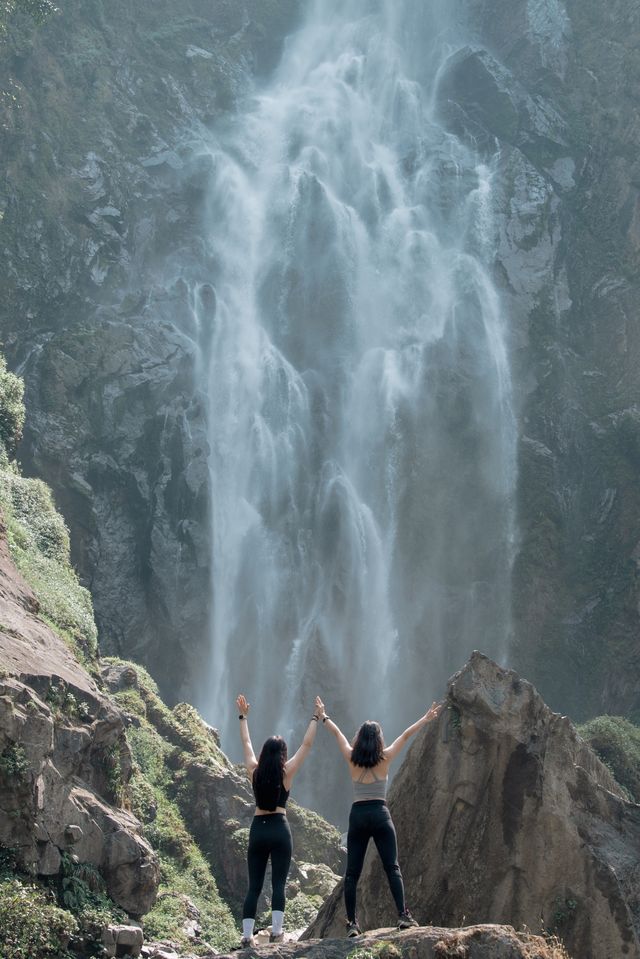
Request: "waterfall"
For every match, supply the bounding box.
[196,0,517,816]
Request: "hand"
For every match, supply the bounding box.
[237,694,250,717]
[314,696,326,720]
[424,701,442,722]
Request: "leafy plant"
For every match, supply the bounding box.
[0,877,77,959]
[578,715,640,801]
[0,471,98,663]
[350,942,402,959]
[0,743,30,782]
[0,354,24,455]
[0,0,57,35]
[0,845,20,879]
[550,896,578,931]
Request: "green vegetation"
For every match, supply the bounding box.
[257,889,323,933]
[578,715,640,802]
[0,356,98,667]
[1,474,98,664]
[107,662,237,952]
[57,853,125,937]
[0,351,240,954]
[349,942,402,959]
[0,743,30,781]
[0,848,124,959]
[0,878,77,959]
[0,0,57,35]
[549,895,578,933]
[0,354,24,458]
[44,680,92,722]
[287,802,343,870]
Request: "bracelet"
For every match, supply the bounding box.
[311,715,319,722]
[322,715,329,724]
[239,715,246,721]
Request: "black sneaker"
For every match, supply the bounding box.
[346,920,362,937]
[269,932,285,943]
[397,910,419,929]
[240,935,256,948]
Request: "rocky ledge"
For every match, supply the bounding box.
[211,925,568,959]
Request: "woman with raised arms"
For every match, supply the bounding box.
[318,699,442,936]
[236,693,323,947]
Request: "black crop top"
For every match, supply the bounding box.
[276,783,290,808]
[252,774,290,810]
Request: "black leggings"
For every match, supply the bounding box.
[344,800,406,922]
[243,814,293,919]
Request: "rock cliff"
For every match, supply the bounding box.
[0,0,300,699]
[0,513,159,914]
[307,654,640,959]
[1,0,640,733]
[452,0,640,718]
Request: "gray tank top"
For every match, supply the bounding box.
[353,767,388,801]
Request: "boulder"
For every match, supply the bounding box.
[307,654,640,959]
[102,924,144,958]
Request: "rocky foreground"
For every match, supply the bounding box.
[146,925,569,959]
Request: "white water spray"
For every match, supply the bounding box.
[197,0,517,815]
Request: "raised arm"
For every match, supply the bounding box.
[383,701,442,762]
[322,704,353,763]
[285,696,323,779]
[236,694,258,774]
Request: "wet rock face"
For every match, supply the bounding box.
[1,0,640,717]
[307,654,640,959]
[436,0,640,719]
[0,524,159,915]
[0,0,299,700]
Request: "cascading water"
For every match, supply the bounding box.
[197,0,517,817]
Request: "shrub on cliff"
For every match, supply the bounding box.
[0,354,24,458]
[103,663,237,951]
[0,350,97,663]
[578,715,640,801]
[0,878,78,959]
[0,0,57,35]
[0,470,97,662]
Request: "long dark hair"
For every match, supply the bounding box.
[252,736,288,810]
[351,721,385,768]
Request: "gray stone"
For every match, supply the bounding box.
[111,924,144,956]
[308,654,640,958]
[64,824,84,844]
[37,841,61,875]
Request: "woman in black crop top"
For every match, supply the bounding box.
[236,693,323,947]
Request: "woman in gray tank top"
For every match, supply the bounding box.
[318,699,442,936]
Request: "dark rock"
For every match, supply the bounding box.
[307,654,640,959]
